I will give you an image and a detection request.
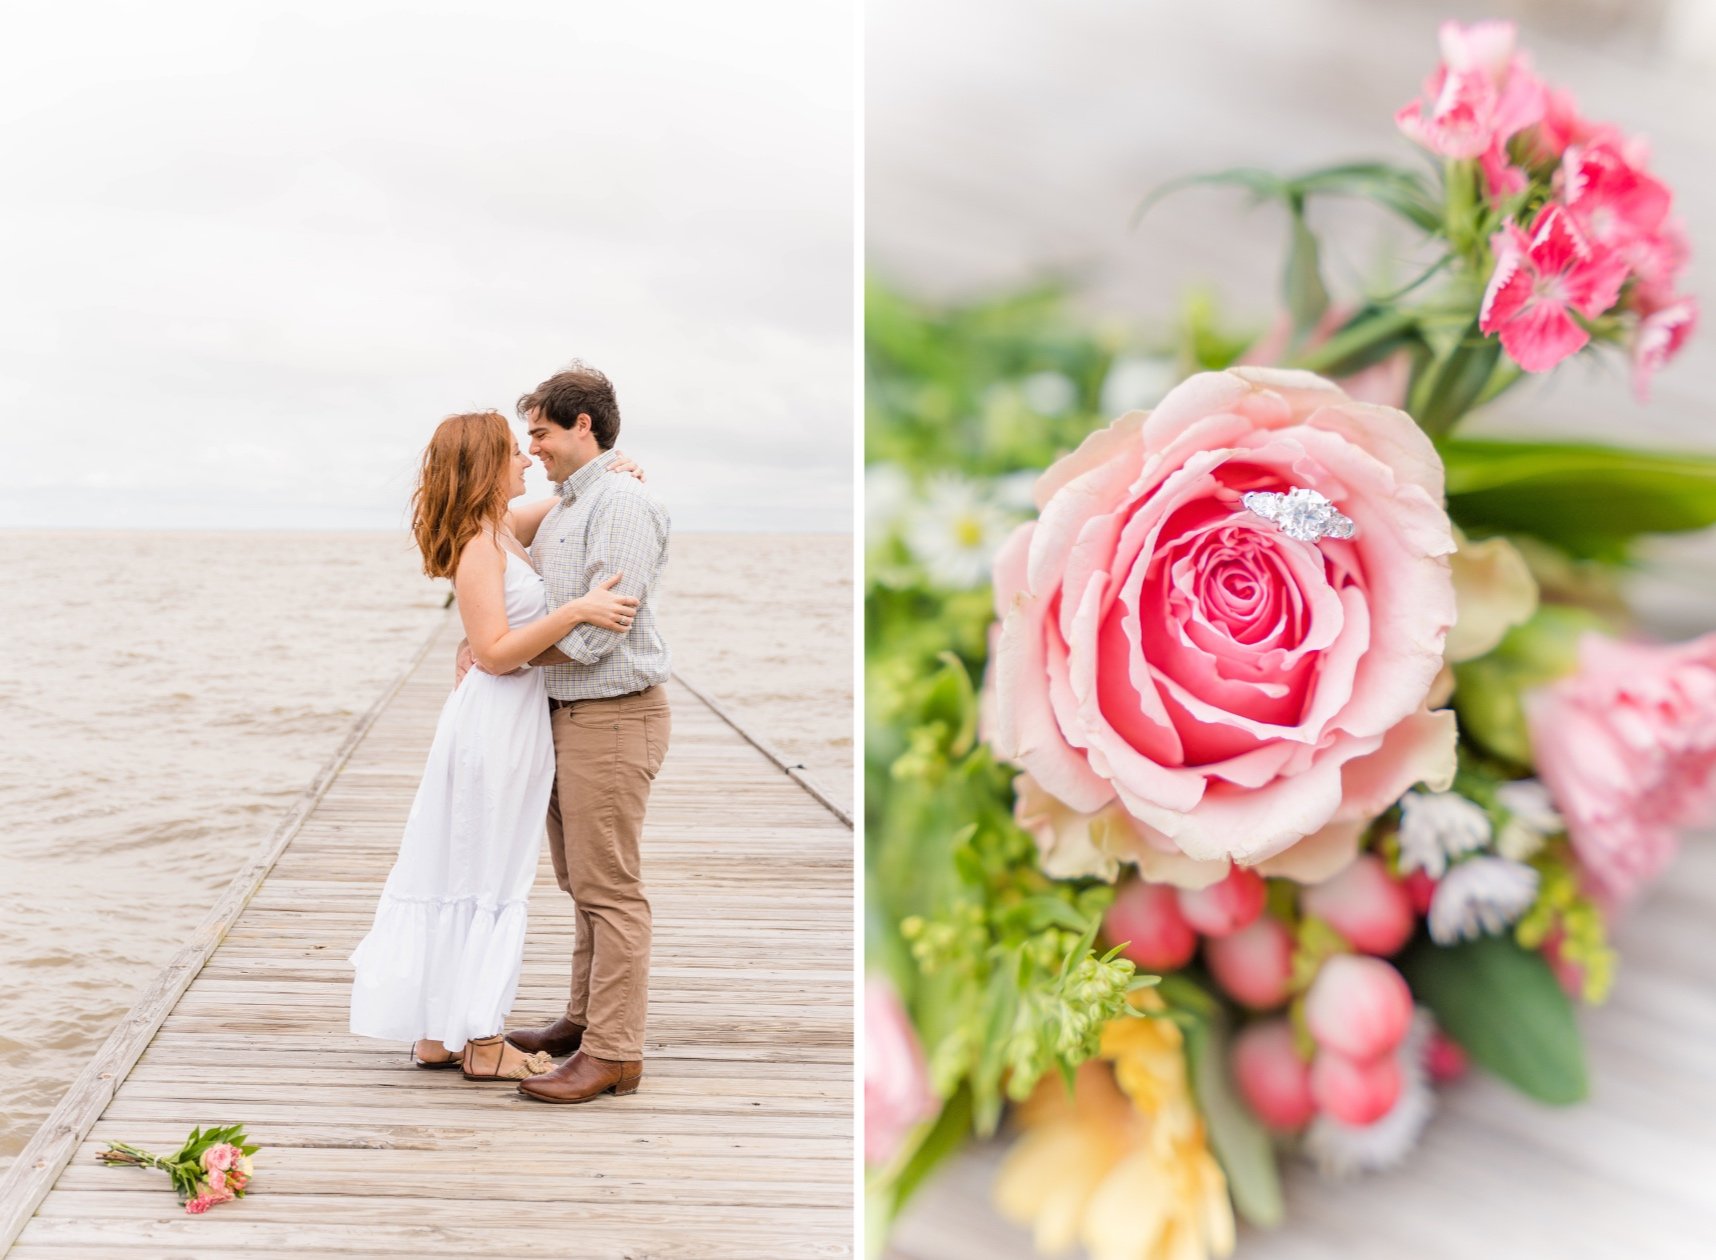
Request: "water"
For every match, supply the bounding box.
[0,528,852,1170]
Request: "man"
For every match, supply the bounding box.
[498,361,672,1103]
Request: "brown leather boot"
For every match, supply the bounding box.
[504,1016,586,1057]
[516,1050,643,1103]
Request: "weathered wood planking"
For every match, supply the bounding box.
[2,611,855,1258]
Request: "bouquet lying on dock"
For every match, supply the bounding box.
[98,1125,258,1215]
[865,20,1705,1258]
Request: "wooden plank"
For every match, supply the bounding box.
[5,612,854,1256]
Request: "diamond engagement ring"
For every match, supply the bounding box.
[1241,487,1356,543]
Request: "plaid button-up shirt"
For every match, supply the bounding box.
[530,448,672,700]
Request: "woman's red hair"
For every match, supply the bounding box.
[410,411,513,580]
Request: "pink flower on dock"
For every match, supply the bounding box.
[201,1143,240,1173]
[1480,204,1629,372]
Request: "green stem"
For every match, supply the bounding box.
[1285,307,1418,375]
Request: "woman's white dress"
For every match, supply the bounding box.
[348,549,555,1052]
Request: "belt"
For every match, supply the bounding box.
[547,685,657,710]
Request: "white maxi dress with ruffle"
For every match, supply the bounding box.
[348,549,554,1051]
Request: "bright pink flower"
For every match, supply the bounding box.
[1310,1047,1404,1126]
[1175,865,1266,938]
[1560,137,1672,259]
[986,369,1458,878]
[1231,1019,1315,1131]
[1396,21,1545,193]
[864,978,938,1166]
[1204,915,1294,1010]
[185,1194,213,1215]
[1424,1029,1470,1083]
[1402,868,1437,917]
[1528,632,1716,903]
[1631,297,1697,401]
[1300,853,1416,956]
[1104,880,1198,972]
[1525,87,1596,162]
[1304,955,1414,1061]
[1480,204,1630,372]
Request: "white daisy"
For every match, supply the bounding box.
[1494,778,1564,861]
[904,473,1015,590]
[1397,790,1492,878]
[1303,1010,1436,1179]
[1099,354,1178,417]
[1427,856,1540,945]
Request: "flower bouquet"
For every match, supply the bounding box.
[97,1125,258,1215]
[865,20,1708,1259]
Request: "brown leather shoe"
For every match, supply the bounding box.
[504,1016,586,1057]
[516,1050,642,1103]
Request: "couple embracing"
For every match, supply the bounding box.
[348,362,672,1104]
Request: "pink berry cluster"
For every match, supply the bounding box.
[1103,856,1466,1135]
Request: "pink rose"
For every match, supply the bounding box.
[202,1144,239,1173]
[864,977,938,1167]
[989,368,1458,880]
[1527,632,1716,903]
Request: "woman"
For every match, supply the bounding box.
[348,410,642,1081]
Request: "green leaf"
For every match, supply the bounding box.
[1132,167,1289,228]
[1282,199,1330,347]
[1410,320,1502,436]
[1399,933,1587,1104]
[1441,438,1716,558]
[1184,1014,1284,1229]
[876,1084,975,1232]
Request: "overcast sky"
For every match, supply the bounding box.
[0,0,853,531]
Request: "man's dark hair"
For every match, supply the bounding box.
[517,361,621,449]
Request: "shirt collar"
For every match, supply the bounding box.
[556,448,617,502]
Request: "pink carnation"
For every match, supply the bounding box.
[1480,203,1629,372]
[864,977,938,1167]
[987,368,1457,881]
[1527,632,1716,904]
[1631,297,1697,401]
[1396,20,1546,197]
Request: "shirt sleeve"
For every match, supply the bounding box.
[555,489,668,665]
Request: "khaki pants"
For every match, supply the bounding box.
[544,684,671,1061]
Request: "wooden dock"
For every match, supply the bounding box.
[0,612,854,1257]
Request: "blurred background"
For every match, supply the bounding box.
[0,0,853,1173]
[868,1,1716,1256]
